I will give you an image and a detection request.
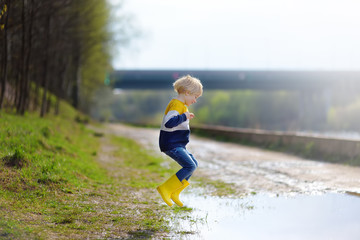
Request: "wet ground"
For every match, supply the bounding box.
[107,124,360,239]
[173,190,360,240]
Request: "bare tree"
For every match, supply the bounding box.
[0,0,10,109]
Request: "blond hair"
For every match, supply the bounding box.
[173,75,203,97]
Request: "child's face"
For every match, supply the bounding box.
[184,92,200,106]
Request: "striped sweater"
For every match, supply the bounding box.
[159,99,190,152]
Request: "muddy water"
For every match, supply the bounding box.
[172,190,360,240]
[107,124,360,239]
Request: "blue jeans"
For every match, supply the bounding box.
[165,147,198,182]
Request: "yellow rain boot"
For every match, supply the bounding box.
[171,179,189,207]
[157,174,183,207]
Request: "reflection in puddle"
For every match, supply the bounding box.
[171,190,360,240]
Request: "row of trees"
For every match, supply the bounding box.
[91,88,360,132]
[0,0,130,116]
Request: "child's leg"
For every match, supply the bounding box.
[165,147,198,182]
[185,153,198,181]
[164,147,197,207]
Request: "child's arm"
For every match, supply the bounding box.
[164,113,187,128]
[164,112,194,128]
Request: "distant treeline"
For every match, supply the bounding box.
[91,87,360,132]
[0,0,130,116]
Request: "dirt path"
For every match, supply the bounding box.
[108,124,360,196]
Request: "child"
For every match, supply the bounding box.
[157,75,203,207]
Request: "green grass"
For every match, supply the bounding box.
[192,177,238,197]
[0,103,112,238]
[0,112,107,191]
[110,136,178,188]
[0,102,192,239]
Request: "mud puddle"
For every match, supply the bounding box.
[170,190,360,240]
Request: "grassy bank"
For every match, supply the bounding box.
[0,103,195,239]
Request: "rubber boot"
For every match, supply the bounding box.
[171,179,189,207]
[157,174,183,207]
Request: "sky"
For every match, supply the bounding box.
[108,0,360,70]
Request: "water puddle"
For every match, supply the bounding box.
[170,190,360,240]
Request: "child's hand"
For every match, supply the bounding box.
[185,112,195,120]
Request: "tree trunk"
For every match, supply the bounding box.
[33,67,39,111]
[23,0,34,112]
[63,57,73,102]
[18,0,33,114]
[46,93,51,113]
[71,53,81,109]
[0,0,9,109]
[40,14,51,117]
[17,0,26,114]
[55,57,70,115]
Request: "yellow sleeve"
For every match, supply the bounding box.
[164,100,187,115]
